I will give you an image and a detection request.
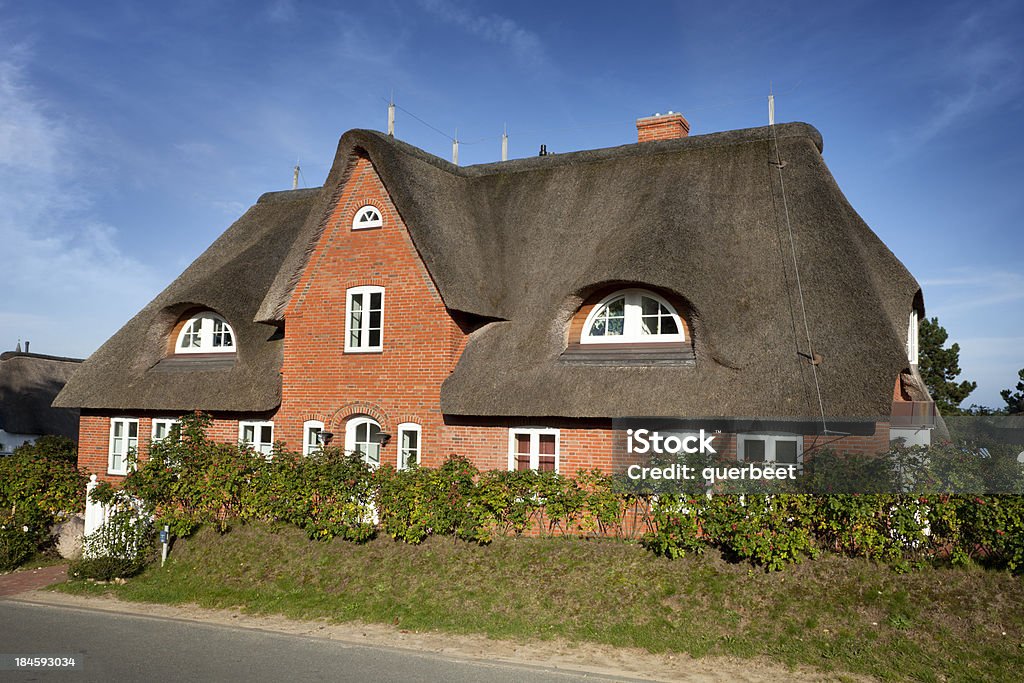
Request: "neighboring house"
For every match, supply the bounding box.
[55,113,935,482]
[0,350,83,455]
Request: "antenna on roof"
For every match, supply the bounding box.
[501,124,509,161]
[768,83,775,126]
[387,91,396,136]
[452,129,459,165]
[15,339,21,353]
[292,159,301,190]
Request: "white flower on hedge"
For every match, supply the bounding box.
[22,525,29,532]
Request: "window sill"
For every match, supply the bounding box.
[560,342,695,366]
[152,354,237,372]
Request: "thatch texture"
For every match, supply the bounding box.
[0,352,82,438]
[54,189,318,412]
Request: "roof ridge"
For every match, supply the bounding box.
[0,351,84,363]
[344,122,823,179]
[257,187,323,204]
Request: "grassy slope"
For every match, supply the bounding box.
[60,524,1024,682]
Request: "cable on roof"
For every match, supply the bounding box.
[768,97,829,434]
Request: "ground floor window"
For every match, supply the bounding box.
[397,423,420,470]
[737,433,803,469]
[303,420,325,456]
[239,421,274,456]
[108,418,139,475]
[151,418,179,442]
[508,427,559,473]
[346,416,381,467]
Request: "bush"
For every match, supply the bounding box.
[0,520,37,571]
[642,494,705,559]
[0,438,86,522]
[376,456,481,543]
[78,490,155,579]
[68,556,144,581]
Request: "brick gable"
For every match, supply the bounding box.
[275,153,465,467]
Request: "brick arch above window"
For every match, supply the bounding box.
[351,200,385,230]
[328,401,391,433]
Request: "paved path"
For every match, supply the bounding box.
[0,565,67,597]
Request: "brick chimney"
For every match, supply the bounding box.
[636,111,690,143]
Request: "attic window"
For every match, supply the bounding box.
[352,205,383,230]
[175,313,236,354]
[582,289,685,344]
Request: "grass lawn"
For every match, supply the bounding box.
[58,523,1024,682]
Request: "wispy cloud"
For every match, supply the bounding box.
[894,5,1022,156]
[920,268,1024,313]
[266,0,296,24]
[416,0,547,69]
[0,44,159,356]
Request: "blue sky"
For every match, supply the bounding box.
[1,0,1021,409]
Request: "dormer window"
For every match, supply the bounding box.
[581,289,685,344]
[175,313,236,354]
[352,205,383,230]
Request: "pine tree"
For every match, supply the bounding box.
[1001,368,1024,416]
[917,317,976,416]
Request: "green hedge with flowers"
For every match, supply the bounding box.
[100,413,1024,574]
[0,436,87,570]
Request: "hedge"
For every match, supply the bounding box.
[105,413,1024,573]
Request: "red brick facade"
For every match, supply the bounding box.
[76,152,894,482]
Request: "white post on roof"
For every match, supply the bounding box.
[768,93,775,126]
[292,162,300,190]
[452,129,459,165]
[387,94,395,136]
[501,124,508,161]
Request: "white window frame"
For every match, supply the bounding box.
[108,418,139,475]
[508,427,560,473]
[239,421,275,457]
[352,205,383,230]
[907,312,919,366]
[345,416,382,467]
[737,433,803,470]
[581,289,685,344]
[151,418,179,443]
[175,312,236,354]
[396,422,421,470]
[303,419,326,456]
[345,286,385,353]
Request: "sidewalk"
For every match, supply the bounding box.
[0,564,67,597]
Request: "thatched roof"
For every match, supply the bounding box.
[54,189,319,412]
[58,122,922,419]
[0,352,82,439]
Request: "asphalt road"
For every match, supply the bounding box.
[0,601,634,682]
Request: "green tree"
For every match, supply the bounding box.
[918,317,976,416]
[1001,368,1024,415]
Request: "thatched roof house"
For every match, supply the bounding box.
[56,113,947,485]
[0,351,82,452]
[57,120,926,423]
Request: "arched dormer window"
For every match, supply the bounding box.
[175,312,236,354]
[581,289,685,344]
[352,205,382,230]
